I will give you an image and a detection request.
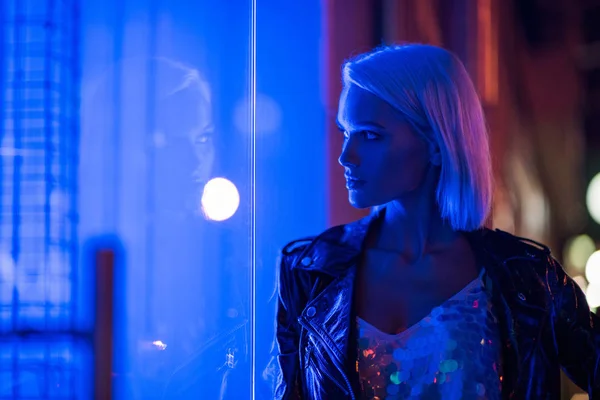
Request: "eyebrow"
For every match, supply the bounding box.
[336,119,386,131]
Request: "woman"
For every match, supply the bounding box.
[270,44,600,399]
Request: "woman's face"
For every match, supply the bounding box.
[337,83,433,208]
[154,85,216,214]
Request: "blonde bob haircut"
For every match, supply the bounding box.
[342,44,493,231]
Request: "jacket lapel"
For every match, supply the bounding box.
[293,210,377,381]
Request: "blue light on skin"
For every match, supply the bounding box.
[336,83,457,265]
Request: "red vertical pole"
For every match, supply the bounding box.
[94,250,114,400]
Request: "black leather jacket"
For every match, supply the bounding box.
[270,209,600,399]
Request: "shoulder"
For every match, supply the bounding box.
[479,228,569,293]
[279,209,380,266]
[278,219,361,263]
[275,233,331,306]
[277,227,339,268]
[277,236,315,274]
[480,227,553,262]
[476,229,575,310]
[280,215,370,266]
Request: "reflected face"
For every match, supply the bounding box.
[154,83,216,216]
[337,84,432,208]
[157,87,216,187]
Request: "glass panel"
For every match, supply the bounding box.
[79,1,253,399]
[255,2,326,398]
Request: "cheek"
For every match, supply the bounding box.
[378,147,429,191]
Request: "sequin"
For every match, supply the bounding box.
[477,382,486,396]
[445,339,457,351]
[386,384,400,395]
[439,359,458,373]
[357,270,502,399]
[401,358,413,370]
[438,372,446,384]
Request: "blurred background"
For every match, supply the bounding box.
[0,0,599,399]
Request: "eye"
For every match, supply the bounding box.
[193,133,212,145]
[362,131,379,140]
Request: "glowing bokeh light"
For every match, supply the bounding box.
[565,234,597,272]
[587,173,600,224]
[233,93,282,135]
[587,282,600,308]
[201,178,240,221]
[585,250,600,284]
[571,394,589,400]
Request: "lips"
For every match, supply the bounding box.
[345,175,366,190]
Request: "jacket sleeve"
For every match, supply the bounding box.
[268,244,310,400]
[550,254,600,396]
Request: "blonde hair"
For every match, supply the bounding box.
[343,44,493,231]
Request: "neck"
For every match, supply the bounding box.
[375,166,459,264]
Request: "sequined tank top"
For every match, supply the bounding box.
[356,269,502,399]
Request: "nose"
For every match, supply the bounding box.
[338,136,360,168]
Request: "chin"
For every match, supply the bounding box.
[348,193,375,209]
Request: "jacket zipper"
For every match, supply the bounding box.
[298,316,356,400]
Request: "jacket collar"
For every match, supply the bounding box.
[291,205,548,277]
[289,208,374,277]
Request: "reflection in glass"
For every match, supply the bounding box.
[80,2,253,398]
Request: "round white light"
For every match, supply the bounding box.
[586,281,600,308]
[587,173,600,224]
[585,250,600,284]
[200,178,240,221]
[565,234,597,272]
